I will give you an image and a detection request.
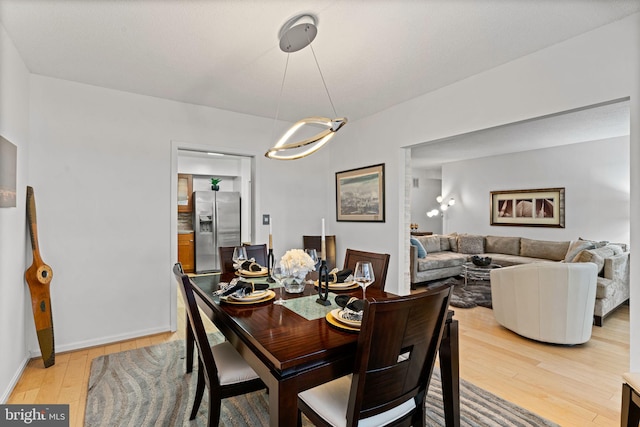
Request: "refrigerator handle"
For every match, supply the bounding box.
[213,199,218,254]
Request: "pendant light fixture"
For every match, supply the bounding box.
[265,13,347,160]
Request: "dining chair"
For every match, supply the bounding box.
[218,246,236,274]
[242,243,268,267]
[172,263,266,426]
[303,235,337,270]
[297,283,453,427]
[343,248,390,291]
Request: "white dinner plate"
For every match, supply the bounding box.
[229,290,269,302]
[238,267,268,277]
[330,308,362,327]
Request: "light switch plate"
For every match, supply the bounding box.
[262,214,270,225]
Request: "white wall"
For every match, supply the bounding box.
[441,136,629,244]
[0,24,30,402]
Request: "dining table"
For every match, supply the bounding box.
[188,272,460,427]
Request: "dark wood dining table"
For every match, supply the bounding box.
[189,273,460,427]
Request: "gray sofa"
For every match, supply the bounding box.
[410,233,630,326]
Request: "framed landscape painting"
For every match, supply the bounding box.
[490,187,565,228]
[336,163,385,222]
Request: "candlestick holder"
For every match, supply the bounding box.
[316,259,330,306]
[266,248,275,283]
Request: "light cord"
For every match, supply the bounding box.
[309,42,338,118]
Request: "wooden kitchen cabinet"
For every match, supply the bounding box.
[177,174,193,212]
[178,232,195,273]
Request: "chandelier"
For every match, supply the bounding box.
[265,14,347,160]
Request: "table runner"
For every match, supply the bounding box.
[279,292,340,320]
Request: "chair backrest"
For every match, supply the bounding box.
[242,243,268,267]
[303,235,337,271]
[343,249,390,290]
[172,263,220,387]
[218,246,236,274]
[346,284,453,426]
[219,244,268,273]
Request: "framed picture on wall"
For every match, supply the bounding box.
[0,135,17,208]
[336,163,385,222]
[490,187,565,227]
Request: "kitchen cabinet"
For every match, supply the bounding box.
[178,232,195,273]
[177,174,193,212]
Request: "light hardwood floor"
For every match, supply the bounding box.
[8,290,628,427]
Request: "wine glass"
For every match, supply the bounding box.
[353,261,375,301]
[304,249,319,284]
[271,262,288,305]
[232,246,248,270]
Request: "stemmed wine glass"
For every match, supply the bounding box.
[232,246,248,270]
[353,261,375,301]
[271,262,288,305]
[304,249,319,284]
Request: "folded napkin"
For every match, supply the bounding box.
[334,296,365,321]
[221,279,269,297]
[235,258,263,272]
[320,268,352,284]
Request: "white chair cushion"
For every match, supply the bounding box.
[298,374,416,427]
[623,372,640,392]
[212,341,260,385]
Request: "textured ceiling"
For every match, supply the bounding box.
[1,0,639,124]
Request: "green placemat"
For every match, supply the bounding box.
[280,292,339,320]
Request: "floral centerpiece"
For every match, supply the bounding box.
[279,249,316,293]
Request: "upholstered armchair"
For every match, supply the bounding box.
[490,262,598,345]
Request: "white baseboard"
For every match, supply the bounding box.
[0,355,30,404]
[27,326,172,357]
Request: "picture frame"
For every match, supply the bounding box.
[0,135,17,208]
[336,163,385,222]
[490,187,565,228]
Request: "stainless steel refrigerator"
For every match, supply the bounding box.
[193,191,241,273]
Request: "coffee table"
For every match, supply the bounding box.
[463,262,501,286]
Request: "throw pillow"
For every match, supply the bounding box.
[485,236,520,255]
[410,237,427,258]
[579,237,608,248]
[440,232,458,251]
[456,234,484,254]
[417,235,441,253]
[520,238,570,261]
[572,249,606,274]
[606,244,624,255]
[564,239,595,262]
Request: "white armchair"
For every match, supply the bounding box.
[490,262,598,345]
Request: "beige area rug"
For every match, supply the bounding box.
[85,334,558,427]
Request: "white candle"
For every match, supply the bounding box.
[321,218,326,261]
[269,218,273,249]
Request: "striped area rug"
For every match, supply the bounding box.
[85,334,557,427]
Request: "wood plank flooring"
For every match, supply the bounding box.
[7,291,628,427]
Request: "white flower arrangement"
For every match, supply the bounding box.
[280,249,316,278]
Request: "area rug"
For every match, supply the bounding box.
[437,276,493,309]
[85,334,557,426]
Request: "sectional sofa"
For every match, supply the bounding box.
[409,233,630,326]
